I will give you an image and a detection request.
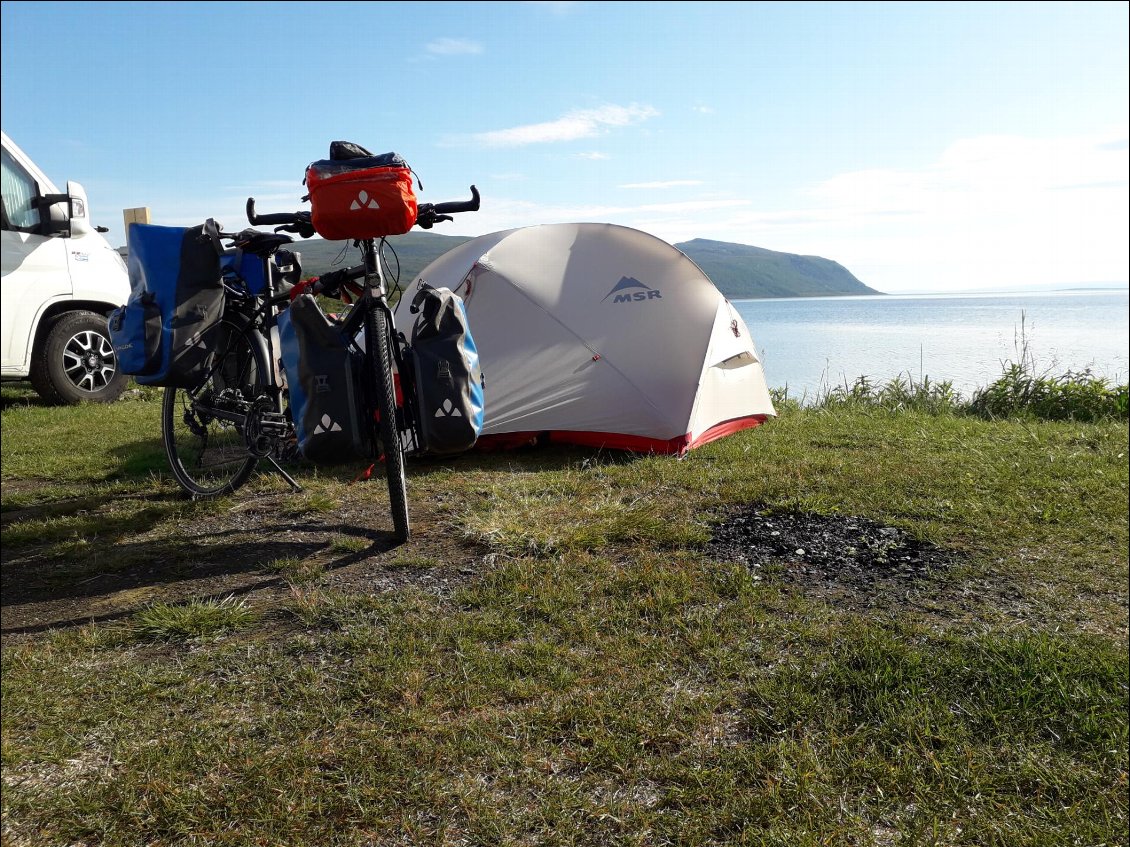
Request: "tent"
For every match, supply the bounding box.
[393,223,776,455]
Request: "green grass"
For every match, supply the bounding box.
[812,319,1129,424]
[0,383,167,489]
[970,364,1129,421]
[2,367,1127,846]
[774,364,1127,422]
[129,595,258,641]
[268,555,326,585]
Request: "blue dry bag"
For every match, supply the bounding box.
[108,224,223,387]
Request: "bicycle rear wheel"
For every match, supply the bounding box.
[162,318,268,497]
[368,305,410,541]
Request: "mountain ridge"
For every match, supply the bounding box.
[119,230,881,299]
[675,238,879,298]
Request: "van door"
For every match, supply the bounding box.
[0,142,72,374]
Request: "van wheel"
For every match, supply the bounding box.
[30,311,129,405]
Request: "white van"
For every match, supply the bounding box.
[1,130,131,404]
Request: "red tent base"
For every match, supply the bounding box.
[474,415,770,457]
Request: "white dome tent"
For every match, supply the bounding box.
[394,223,776,455]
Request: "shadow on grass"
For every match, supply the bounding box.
[0,383,50,411]
[0,496,402,638]
[407,440,649,478]
[1,434,641,639]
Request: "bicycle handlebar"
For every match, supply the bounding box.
[433,185,480,215]
[246,198,310,228]
[246,185,481,235]
[415,185,479,229]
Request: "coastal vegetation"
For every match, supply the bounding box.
[790,363,1128,422]
[1,359,1126,845]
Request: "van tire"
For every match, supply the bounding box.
[30,311,129,405]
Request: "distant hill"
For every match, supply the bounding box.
[675,239,880,298]
[285,231,472,290]
[198,230,880,299]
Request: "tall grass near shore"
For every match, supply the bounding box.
[774,343,1128,422]
[776,364,1128,421]
[769,307,1129,421]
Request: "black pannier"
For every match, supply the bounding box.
[408,284,484,455]
[278,294,368,464]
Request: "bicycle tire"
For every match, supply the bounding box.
[162,318,269,498]
[369,305,411,541]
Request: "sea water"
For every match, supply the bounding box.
[734,289,1130,401]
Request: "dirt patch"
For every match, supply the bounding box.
[706,503,967,614]
[1,481,1013,644]
[1,484,486,644]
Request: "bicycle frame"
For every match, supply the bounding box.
[169,247,302,492]
[337,237,422,457]
[166,170,479,538]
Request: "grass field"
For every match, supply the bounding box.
[1,374,1127,846]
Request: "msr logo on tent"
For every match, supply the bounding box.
[602,276,662,303]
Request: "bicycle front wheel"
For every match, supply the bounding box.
[162,319,269,498]
[369,305,410,542]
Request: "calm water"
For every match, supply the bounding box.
[735,289,1130,401]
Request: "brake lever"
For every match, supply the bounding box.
[275,223,317,238]
[415,210,452,230]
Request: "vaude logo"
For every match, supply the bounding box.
[602,276,662,303]
[313,413,343,434]
[435,399,464,418]
[350,190,381,212]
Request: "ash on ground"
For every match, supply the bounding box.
[707,503,958,594]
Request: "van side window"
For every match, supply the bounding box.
[1,146,42,232]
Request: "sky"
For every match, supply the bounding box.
[1,0,1127,294]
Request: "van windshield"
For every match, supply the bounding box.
[1,146,42,231]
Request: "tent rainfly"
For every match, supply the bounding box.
[394,223,777,455]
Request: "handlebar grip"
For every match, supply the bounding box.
[432,185,481,216]
[246,197,310,227]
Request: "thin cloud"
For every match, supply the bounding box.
[242,180,304,191]
[470,104,659,148]
[620,180,704,189]
[809,132,1129,213]
[573,151,610,160]
[426,37,483,56]
[714,130,1130,292]
[431,195,749,242]
[524,1,580,14]
[1050,180,1130,191]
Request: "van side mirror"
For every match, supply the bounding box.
[66,181,94,236]
[35,193,72,238]
[31,181,94,238]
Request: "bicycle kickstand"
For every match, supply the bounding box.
[265,457,303,492]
